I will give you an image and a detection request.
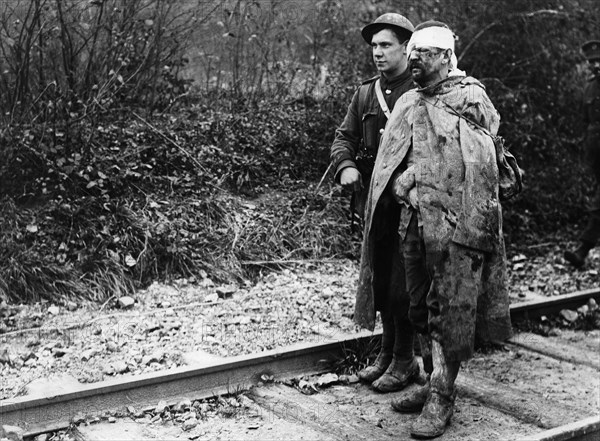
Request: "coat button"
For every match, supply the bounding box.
[383,162,387,168]
[385,89,391,95]
[379,128,385,134]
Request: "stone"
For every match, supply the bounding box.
[47,305,60,315]
[1,425,24,441]
[182,417,198,431]
[154,400,169,414]
[52,347,72,357]
[204,293,219,303]
[238,395,254,408]
[26,337,41,347]
[66,301,78,311]
[216,285,237,299]
[316,373,338,387]
[106,341,119,352]
[347,374,360,384]
[173,398,192,413]
[145,320,162,333]
[112,360,128,374]
[0,347,11,365]
[577,305,589,315]
[181,350,223,367]
[559,309,579,323]
[117,296,135,309]
[80,348,98,361]
[25,374,81,397]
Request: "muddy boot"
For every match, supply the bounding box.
[372,315,418,393]
[391,335,432,412]
[391,381,430,413]
[410,340,459,439]
[564,241,593,268]
[358,311,394,383]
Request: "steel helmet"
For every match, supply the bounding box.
[581,40,600,61]
[361,13,414,44]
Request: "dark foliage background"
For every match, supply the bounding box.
[0,0,598,303]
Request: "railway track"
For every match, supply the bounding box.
[1,288,599,440]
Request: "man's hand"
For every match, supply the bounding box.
[340,167,363,191]
[408,187,419,209]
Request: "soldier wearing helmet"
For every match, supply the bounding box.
[565,40,600,267]
[330,13,420,393]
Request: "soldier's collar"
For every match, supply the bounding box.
[380,68,412,90]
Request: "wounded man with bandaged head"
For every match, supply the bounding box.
[360,21,513,439]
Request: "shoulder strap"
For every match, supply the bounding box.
[357,77,392,120]
[374,79,391,119]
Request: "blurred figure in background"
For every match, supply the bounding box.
[565,40,600,268]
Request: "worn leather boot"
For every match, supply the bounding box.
[358,311,394,383]
[410,340,459,439]
[358,350,392,383]
[391,334,432,411]
[372,313,418,392]
[564,241,593,268]
[410,390,455,439]
[372,356,419,392]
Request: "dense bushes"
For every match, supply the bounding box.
[0,100,356,302]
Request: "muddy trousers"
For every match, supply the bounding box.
[403,213,483,361]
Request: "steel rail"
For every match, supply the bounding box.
[509,288,600,321]
[1,289,599,437]
[520,416,600,441]
[0,330,369,436]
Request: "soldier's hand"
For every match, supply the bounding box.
[340,167,363,191]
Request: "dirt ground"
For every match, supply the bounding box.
[1,239,599,401]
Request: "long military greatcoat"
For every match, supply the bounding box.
[355,76,512,347]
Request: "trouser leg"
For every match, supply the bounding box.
[403,213,430,336]
[372,305,418,392]
[358,310,394,383]
[410,339,459,439]
[371,224,418,393]
[568,136,600,266]
[580,209,600,246]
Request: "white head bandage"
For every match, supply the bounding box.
[407,26,466,76]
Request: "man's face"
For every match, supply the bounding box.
[408,46,447,86]
[589,58,600,77]
[371,29,407,78]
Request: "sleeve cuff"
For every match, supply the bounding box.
[334,160,357,182]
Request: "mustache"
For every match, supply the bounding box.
[409,61,423,69]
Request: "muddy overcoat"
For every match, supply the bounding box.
[355,76,512,348]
